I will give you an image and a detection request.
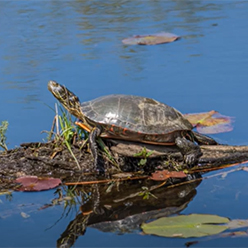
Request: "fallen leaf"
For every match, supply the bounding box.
[226,219,248,229]
[184,110,217,126]
[15,176,61,192]
[141,214,229,238]
[184,111,233,134]
[122,32,180,45]
[185,221,248,247]
[150,170,187,181]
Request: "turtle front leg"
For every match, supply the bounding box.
[175,137,202,166]
[89,127,101,171]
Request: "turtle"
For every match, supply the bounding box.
[48,80,217,170]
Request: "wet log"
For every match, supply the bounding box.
[110,141,248,169]
[0,141,248,184]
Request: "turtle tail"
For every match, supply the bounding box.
[193,131,218,145]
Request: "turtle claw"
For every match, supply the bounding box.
[175,137,202,166]
[185,153,198,166]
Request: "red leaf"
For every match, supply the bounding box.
[122,32,180,45]
[15,176,61,192]
[150,170,187,181]
[184,111,234,134]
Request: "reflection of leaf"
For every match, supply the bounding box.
[15,176,61,191]
[141,214,229,238]
[184,111,233,134]
[150,170,187,181]
[122,32,180,45]
[221,230,248,238]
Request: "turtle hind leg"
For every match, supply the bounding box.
[192,131,218,145]
[175,137,202,166]
[89,127,102,172]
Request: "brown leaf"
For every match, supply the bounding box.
[150,170,187,181]
[122,32,180,45]
[184,111,234,134]
[184,110,217,126]
[15,176,61,192]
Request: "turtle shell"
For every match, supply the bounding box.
[80,95,193,145]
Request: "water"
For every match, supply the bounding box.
[0,0,248,247]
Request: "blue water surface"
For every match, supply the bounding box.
[1,0,248,247]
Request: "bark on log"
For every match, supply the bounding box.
[0,141,248,184]
[110,141,248,168]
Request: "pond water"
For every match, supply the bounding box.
[1,0,248,247]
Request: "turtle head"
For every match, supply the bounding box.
[48,80,83,119]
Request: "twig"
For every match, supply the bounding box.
[167,164,246,189]
[64,175,149,186]
[55,103,59,136]
[190,160,248,173]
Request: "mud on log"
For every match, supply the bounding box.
[0,140,248,182]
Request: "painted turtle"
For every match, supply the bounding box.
[48,80,217,169]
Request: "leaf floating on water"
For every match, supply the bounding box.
[15,176,61,192]
[150,170,187,181]
[196,122,233,134]
[184,220,248,247]
[184,110,234,134]
[141,214,229,238]
[122,32,180,45]
[184,110,217,126]
[226,219,248,229]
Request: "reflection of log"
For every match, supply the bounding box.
[0,141,248,184]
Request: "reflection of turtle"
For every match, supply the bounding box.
[56,179,201,248]
[48,80,217,169]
